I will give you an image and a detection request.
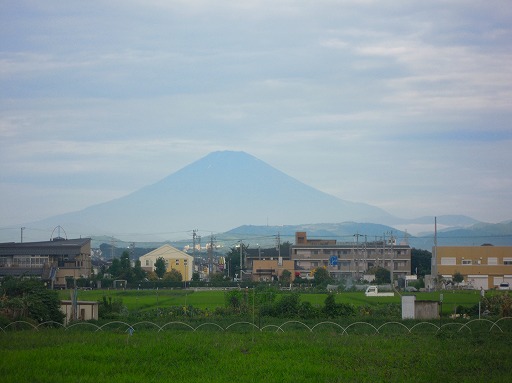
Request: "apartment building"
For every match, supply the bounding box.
[290,231,411,281]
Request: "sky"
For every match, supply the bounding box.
[1,0,512,234]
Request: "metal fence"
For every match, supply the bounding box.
[2,317,511,334]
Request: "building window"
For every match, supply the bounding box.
[441,257,456,265]
[504,258,512,265]
[488,258,498,265]
[145,260,149,266]
[462,260,472,265]
[175,259,180,266]
[184,260,188,266]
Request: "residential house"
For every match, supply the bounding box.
[139,244,193,281]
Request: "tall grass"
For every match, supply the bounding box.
[63,288,483,316]
[1,329,511,382]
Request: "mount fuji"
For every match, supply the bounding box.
[14,151,398,241]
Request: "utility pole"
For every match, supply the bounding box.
[276,232,282,266]
[239,241,243,282]
[192,229,198,272]
[129,242,135,265]
[21,227,25,243]
[209,234,215,275]
[433,217,438,279]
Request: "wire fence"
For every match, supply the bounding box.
[2,317,512,335]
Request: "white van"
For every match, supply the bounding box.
[498,282,510,290]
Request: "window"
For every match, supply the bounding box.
[184,260,188,266]
[441,257,456,265]
[462,260,472,265]
[145,260,149,266]
[175,259,180,266]
[488,258,498,265]
[504,258,512,265]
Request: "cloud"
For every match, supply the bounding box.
[1,0,511,228]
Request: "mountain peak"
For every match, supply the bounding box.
[20,151,396,241]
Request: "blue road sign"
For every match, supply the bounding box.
[329,256,338,266]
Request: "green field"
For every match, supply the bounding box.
[1,329,511,382]
[62,288,483,316]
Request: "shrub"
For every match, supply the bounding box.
[0,277,65,324]
[273,293,301,317]
[481,293,512,317]
[323,293,356,318]
[98,296,127,319]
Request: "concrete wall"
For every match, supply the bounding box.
[415,301,439,320]
[402,295,439,320]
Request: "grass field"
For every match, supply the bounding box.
[1,329,511,382]
[61,288,484,316]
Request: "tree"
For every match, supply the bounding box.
[164,269,182,282]
[120,251,131,273]
[108,258,121,278]
[370,266,391,284]
[323,293,338,318]
[224,244,248,279]
[280,269,292,285]
[280,241,291,258]
[0,277,65,324]
[210,272,225,283]
[154,257,166,279]
[132,259,146,282]
[313,267,332,286]
[411,248,432,276]
[453,271,464,284]
[118,251,134,282]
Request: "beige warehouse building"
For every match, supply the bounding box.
[434,245,512,290]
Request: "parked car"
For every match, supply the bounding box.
[498,282,510,290]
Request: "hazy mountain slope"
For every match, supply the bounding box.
[223,222,409,246]
[222,220,512,250]
[22,151,396,240]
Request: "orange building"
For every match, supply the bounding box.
[435,245,512,290]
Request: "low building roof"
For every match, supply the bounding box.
[139,244,192,260]
[0,238,91,256]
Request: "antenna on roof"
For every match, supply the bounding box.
[50,225,67,241]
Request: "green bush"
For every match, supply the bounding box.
[0,277,64,324]
[98,296,127,319]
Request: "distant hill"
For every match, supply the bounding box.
[409,221,512,249]
[217,220,512,251]
[11,151,397,241]
[222,222,410,246]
